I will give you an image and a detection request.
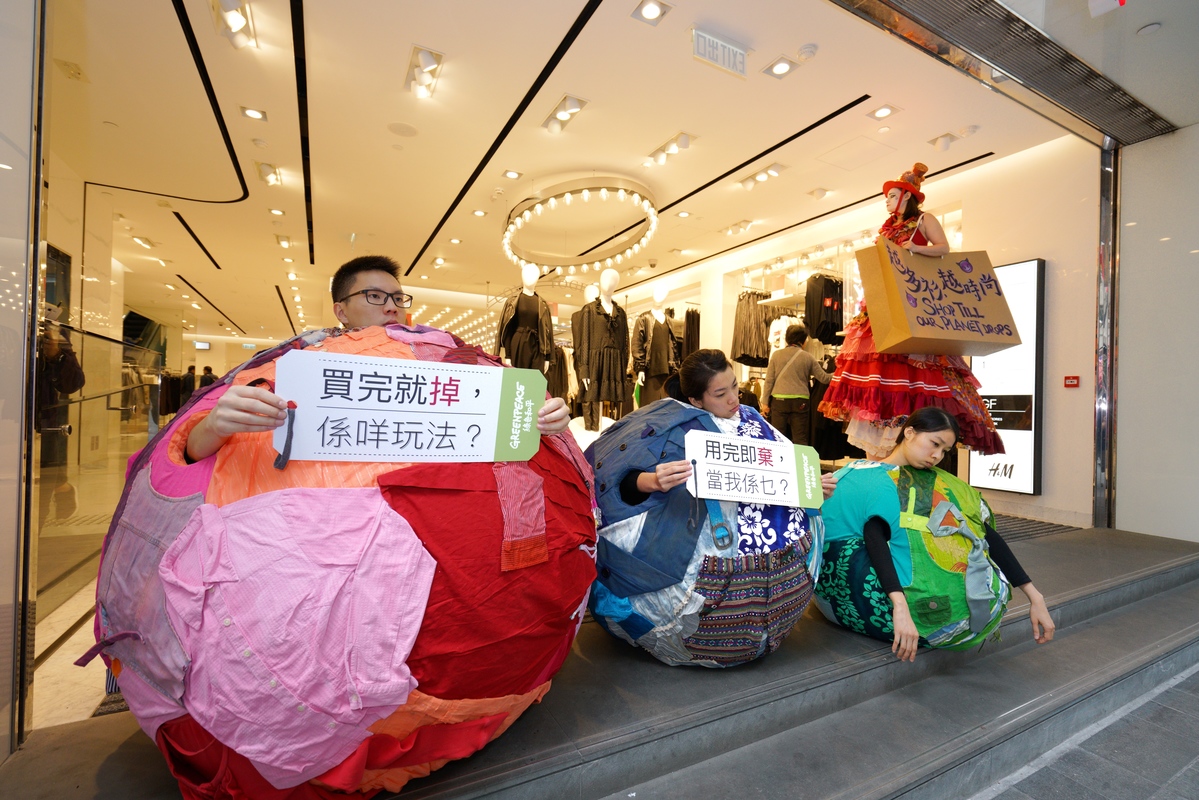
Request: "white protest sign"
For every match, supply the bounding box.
[272,350,545,462]
[683,430,823,509]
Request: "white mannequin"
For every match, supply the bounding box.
[637,284,669,386]
[502,264,549,372]
[583,269,621,391]
[583,283,599,304]
[521,263,539,296]
[598,268,619,315]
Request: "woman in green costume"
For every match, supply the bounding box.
[814,407,1054,661]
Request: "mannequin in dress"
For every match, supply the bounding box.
[632,284,678,405]
[578,269,628,431]
[495,264,553,372]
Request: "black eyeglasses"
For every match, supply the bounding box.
[338,289,413,308]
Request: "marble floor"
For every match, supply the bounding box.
[31,578,107,730]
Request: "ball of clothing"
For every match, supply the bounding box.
[586,397,824,667]
[81,324,597,799]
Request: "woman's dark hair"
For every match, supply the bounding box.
[902,407,961,444]
[899,193,921,220]
[785,324,808,347]
[664,349,731,403]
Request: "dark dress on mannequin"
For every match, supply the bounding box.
[504,293,545,370]
[643,318,674,403]
[578,299,628,431]
[632,311,678,405]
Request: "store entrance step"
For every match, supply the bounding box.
[598,579,1199,800]
[396,529,1199,800]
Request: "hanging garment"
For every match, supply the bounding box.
[683,308,701,359]
[633,312,678,404]
[585,399,823,667]
[805,275,844,345]
[730,291,783,368]
[814,461,1010,651]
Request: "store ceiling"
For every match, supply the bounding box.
[47,0,1144,347]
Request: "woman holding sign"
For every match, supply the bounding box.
[814,407,1054,661]
[585,349,834,668]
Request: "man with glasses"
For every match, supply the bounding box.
[186,255,571,461]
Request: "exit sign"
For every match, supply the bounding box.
[692,29,747,77]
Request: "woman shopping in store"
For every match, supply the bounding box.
[585,349,835,667]
[814,406,1054,661]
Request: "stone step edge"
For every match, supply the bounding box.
[827,620,1199,800]
[399,552,1199,800]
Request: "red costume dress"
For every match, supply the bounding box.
[818,209,1004,457]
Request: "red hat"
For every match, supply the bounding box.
[883,162,929,205]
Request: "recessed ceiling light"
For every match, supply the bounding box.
[502,170,522,180]
[1124,222,1136,227]
[1137,22,1162,35]
[867,104,899,120]
[133,236,152,249]
[287,272,297,280]
[677,211,690,218]
[191,302,201,309]
[449,238,461,244]
[290,286,299,291]
[283,257,294,263]
[293,295,301,302]
[433,257,444,266]
[472,210,486,217]
[277,235,290,248]
[165,283,176,290]
[269,208,284,216]
[565,293,572,298]
[632,0,671,25]
[877,126,891,134]
[421,275,428,280]
[1160,237,1171,241]
[241,107,267,121]
[764,56,798,78]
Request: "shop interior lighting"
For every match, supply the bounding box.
[133,237,153,249]
[449,238,462,244]
[644,132,692,168]
[472,209,486,217]
[763,56,799,78]
[276,235,290,249]
[406,47,445,99]
[216,0,255,48]
[542,95,587,134]
[676,210,690,218]
[738,163,787,190]
[240,106,267,121]
[632,0,672,25]
[502,170,522,180]
[930,132,959,152]
[269,208,284,215]
[257,162,281,186]
[283,258,294,264]
[867,104,900,120]
[724,220,753,235]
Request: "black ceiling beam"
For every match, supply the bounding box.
[576,94,873,257]
[175,273,247,334]
[403,0,606,277]
[620,151,996,291]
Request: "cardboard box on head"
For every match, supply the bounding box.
[856,237,1021,356]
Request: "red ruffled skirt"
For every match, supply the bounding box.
[818,311,1004,455]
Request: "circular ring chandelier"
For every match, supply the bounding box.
[502,177,658,276]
